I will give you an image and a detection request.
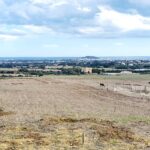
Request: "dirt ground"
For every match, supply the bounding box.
[0,75,150,149]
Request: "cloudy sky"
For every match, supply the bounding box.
[0,0,150,57]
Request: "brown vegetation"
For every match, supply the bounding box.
[0,76,149,149]
[0,116,149,150]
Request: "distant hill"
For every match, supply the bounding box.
[81,56,99,59]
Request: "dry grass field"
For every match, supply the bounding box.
[0,75,150,149]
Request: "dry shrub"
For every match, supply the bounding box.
[0,117,149,150]
[0,108,14,117]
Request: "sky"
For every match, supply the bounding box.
[0,0,150,57]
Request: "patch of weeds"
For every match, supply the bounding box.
[0,117,149,150]
[0,107,3,112]
[109,139,121,146]
[113,116,150,125]
[0,108,14,117]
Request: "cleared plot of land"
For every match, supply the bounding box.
[0,75,150,149]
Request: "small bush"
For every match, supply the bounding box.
[0,108,3,112]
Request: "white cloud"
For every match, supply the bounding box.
[11,28,26,35]
[44,44,59,48]
[77,7,91,13]
[0,25,26,37]
[0,34,18,41]
[30,0,53,4]
[23,25,54,34]
[129,0,150,6]
[96,6,150,32]
[0,24,55,41]
[0,0,150,38]
[77,27,103,35]
[30,0,68,7]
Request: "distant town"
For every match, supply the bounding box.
[0,56,150,77]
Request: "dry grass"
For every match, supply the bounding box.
[0,76,150,149]
[0,116,149,150]
[0,108,14,117]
